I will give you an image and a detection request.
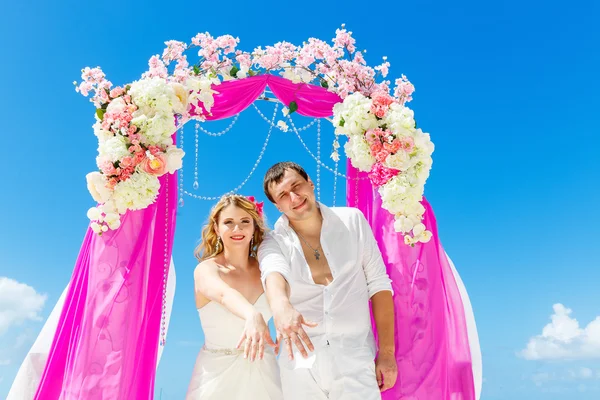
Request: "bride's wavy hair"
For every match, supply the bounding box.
[194,194,267,262]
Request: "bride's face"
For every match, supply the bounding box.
[215,204,255,252]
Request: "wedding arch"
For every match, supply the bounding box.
[9,27,482,400]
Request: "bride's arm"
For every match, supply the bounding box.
[194,261,275,361]
[194,260,256,320]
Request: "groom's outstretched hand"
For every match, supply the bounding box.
[272,302,317,360]
[375,350,398,392]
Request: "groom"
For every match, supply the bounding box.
[258,161,397,400]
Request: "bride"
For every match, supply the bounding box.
[186,194,283,399]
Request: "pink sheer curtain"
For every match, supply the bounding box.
[34,75,474,399]
[34,170,177,400]
[347,163,475,400]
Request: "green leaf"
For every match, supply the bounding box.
[289,101,298,114]
[193,65,200,75]
[339,117,345,127]
[320,79,329,88]
[96,108,106,121]
[248,69,257,76]
[414,119,418,129]
[230,65,240,77]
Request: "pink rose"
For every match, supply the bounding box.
[375,149,389,163]
[140,154,167,176]
[369,142,382,156]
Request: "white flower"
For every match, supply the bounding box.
[97,135,130,163]
[90,222,103,234]
[86,172,112,203]
[282,108,289,117]
[169,82,189,115]
[129,77,177,117]
[165,146,185,174]
[330,151,340,162]
[87,207,102,221]
[277,120,289,132]
[106,97,127,114]
[418,230,432,243]
[186,76,220,113]
[332,93,378,137]
[104,211,121,230]
[281,66,313,84]
[383,103,415,133]
[344,137,375,172]
[393,215,416,233]
[93,121,113,143]
[112,172,160,214]
[412,223,426,237]
[132,113,174,146]
[385,151,411,171]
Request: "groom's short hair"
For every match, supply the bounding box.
[263,162,309,203]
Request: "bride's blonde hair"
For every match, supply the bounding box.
[194,194,267,262]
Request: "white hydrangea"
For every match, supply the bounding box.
[344,137,375,171]
[112,172,160,214]
[93,121,113,143]
[132,113,175,146]
[129,77,177,117]
[383,103,415,133]
[97,135,130,163]
[333,93,377,136]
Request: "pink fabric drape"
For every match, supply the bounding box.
[190,74,342,120]
[347,163,475,400]
[34,163,177,399]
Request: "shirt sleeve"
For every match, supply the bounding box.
[356,210,393,297]
[258,231,292,286]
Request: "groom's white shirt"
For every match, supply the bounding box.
[259,203,392,371]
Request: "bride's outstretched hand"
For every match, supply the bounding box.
[236,310,276,362]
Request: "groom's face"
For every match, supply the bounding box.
[269,169,317,220]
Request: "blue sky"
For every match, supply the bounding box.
[1,0,599,399]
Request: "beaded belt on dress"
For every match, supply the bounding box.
[202,345,243,355]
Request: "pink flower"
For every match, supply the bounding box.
[369,142,382,156]
[384,140,401,153]
[140,154,167,176]
[370,91,395,118]
[109,87,125,98]
[368,163,400,187]
[365,129,381,145]
[399,136,415,152]
[375,149,389,163]
[394,74,415,105]
[246,195,264,217]
[333,28,356,53]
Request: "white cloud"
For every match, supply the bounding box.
[519,304,600,360]
[0,277,47,335]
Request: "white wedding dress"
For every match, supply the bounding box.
[186,293,283,399]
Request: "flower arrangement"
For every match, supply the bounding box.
[76,25,433,244]
[332,85,434,245]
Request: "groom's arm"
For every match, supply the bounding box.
[356,211,398,391]
[258,233,316,359]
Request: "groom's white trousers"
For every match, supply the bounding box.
[279,345,381,400]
